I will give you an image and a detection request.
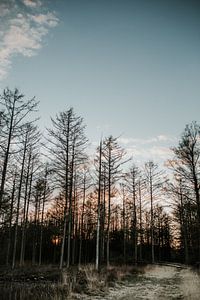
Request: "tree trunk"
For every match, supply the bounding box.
[6,173,16,265]
[150,175,154,263]
[122,185,126,264]
[12,139,27,269]
[139,181,143,261]
[0,102,15,211]
[79,174,86,268]
[67,144,75,268]
[59,119,70,270]
[96,141,102,271]
[106,147,111,268]
[19,152,31,266]
[39,168,48,266]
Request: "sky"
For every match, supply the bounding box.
[0,0,200,166]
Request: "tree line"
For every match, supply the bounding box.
[0,88,199,269]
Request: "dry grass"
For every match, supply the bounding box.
[0,264,143,299]
[106,264,144,284]
[0,265,61,283]
[60,264,106,296]
[0,282,69,300]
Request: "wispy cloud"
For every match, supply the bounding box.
[118,134,176,165]
[89,134,175,166]
[0,0,59,80]
[118,135,176,146]
[31,12,58,27]
[23,0,41,7]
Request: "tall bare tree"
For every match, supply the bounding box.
[124,164,140,263]
[170,121,200,261]
[46,108,88,269]
[144,161,164,263]
[95,140,102,271]
[12,123,40,269]
[0,88,38,214]
[102,135,127,267]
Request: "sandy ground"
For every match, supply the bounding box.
[74,265,200,300]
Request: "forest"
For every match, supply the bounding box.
[0,88,200,271]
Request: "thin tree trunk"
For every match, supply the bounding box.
[22,163,34,263]
[67,144,75,268]
[101,172,106,263]
[12,139,27,269]
[72,178,77,265]
[59,204,68,269]
[78,174,86,268]
[122,185,126,264]
[19,152,31,266]
[96,140,102,271]
[0,103,15,211]
[150,175,154,263]
[193,170,200,261]
[32,190,39,265]
[133,184,137,264]
[59,120,70,270]
[6,173,16,265]
[107,146,111,268]
[139,181,142,261]
[179,182,189,264]
[39,168,48,266]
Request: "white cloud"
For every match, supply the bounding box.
[149,146,172,159]
[0,1,59,80]
[23,0,42,8]
[118,134,176,165]
[157,135,175,142]
[118,135,176,146]
[85,134,175,167]
[31,12,59,27]
[125,146,173,166]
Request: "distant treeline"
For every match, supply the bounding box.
[0,88,199,269]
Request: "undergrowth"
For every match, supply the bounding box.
[0,264,143,299]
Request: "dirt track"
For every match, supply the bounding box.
[77,265,200,300]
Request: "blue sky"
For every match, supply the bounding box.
[0,0,200,165]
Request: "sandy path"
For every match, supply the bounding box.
[75,265,200,300]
